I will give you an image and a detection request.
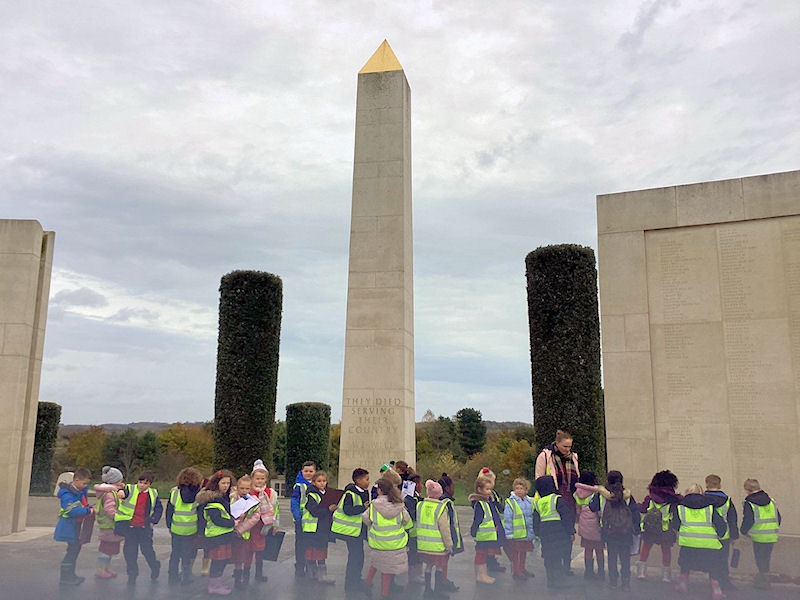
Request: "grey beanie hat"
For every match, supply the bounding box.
[101,466,123,484]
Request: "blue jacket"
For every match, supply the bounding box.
[54,483,90,543]
[503,493,535,541]
[290,470,312,523]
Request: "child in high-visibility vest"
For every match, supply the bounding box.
[532,475,575,590]
[54,467,94,586]
[248,459,279,584]
[637,469,682,582]
[363,477,412,598]
[165,466,202,585]
[574,471,604,579]
[332,467,370,592]
[740,478,781,590]
[303,470,336,584]
[290,461,316,578]
[469,474,505,585]
[704,474,739,592]
[230,474,263,588]
[196,469,235,595]
[115,470,163,586]
[437,473,462,591]
[93,466,125,580]
[417,480,454,598]
[503,477,535,580]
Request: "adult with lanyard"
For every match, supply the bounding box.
[535,429,580,574]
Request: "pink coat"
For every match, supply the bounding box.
[574,483,602,542]
[94,483,124,543]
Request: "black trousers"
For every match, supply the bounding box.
[168,534,197,575]
[209,559,228,577]
[62,541,82,566]
[123,527,158,576]
[294,522,307,573]
[753,542,774,574]
[345,537,365,585]
[606,539,631,582]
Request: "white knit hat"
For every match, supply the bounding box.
[251,459,269,476]
[101,466,123,484]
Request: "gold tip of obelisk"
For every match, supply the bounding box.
[359,40,404,74]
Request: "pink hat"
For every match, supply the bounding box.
[425,480,443,499]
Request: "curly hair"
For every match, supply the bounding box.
[176,467,203,487]
[650,469,678,489]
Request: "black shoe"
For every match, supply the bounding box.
[487,561,506,573]
[127,575,137,587]
[59,564,84,586]
[439,579,460,592]
[254,561,268,582]
[168,572,180,586]
[150,560,161,581]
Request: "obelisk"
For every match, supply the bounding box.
[338,41,415,485]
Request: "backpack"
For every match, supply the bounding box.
[603,499,633,536]
[642,505,664,536]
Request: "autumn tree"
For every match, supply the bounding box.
[65,426,108,474]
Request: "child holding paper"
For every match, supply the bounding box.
[230,475,262,589]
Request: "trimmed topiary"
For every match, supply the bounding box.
[213,270,282,475]
[525,244,606,474]
[30,401,62,493]
[285,402,331,494]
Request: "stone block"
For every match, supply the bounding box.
[1,323,34,357]
[624,313,650,351]
[743,169,800,219]
[676,178,744,226]
[597,185,677,234]
[600,315,625,352]
[597,232,648,315]
[602,351,654,433]
[0,220,44,255]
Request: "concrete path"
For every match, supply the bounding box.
[1,496,795,600]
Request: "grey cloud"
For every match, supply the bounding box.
[107,307,160,324]
[618,0,680,52]
[51,287,109,308]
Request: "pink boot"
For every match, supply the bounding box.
[675,574,688,594]
[95,570,114,580]
[711,580,726,600]
[208,576,232,595]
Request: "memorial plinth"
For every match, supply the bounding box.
[338,41,415,484]
[0,220,54,536]
[597,170,800,537]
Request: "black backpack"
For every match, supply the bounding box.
[603,498,633,536]
[641,505,664,536]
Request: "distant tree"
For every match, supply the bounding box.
[158,423,213,468]
[65,426,108,474]
[526,245,605,474]
[30,402,62,493]
[430,416,456,451]
[416,437,435,460]
[456,408,486,457]
[214,270,282,474]
[512,425,537,447]
[103,428,161,478]
[421,409,436,423]
[271,421,286,475]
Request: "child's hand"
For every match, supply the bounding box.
[328,504,336,512]
[117,490,125,499]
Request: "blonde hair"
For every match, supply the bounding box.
[237,474,252,485]
[381,469,402,487]
[555,429,573,443]
[475,475,493,494]
[312,470,328,482]
[743,478,761,493]
[684,483,703,495]
[512,478,531,492]
[704,474,721,489]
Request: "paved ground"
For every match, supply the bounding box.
[1,496,796,600]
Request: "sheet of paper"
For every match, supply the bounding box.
[230,495,259,519]
[401,481,415,498]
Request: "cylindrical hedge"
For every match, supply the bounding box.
[525,245,605,474]
[285,402,330,495]
[213,271,282,475]
[30,402,62,493]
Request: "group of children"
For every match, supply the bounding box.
[55,459,782,599]
[54,459,279,595]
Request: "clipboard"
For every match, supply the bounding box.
[318,488,344,508]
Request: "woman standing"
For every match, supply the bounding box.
[535,429,580,574]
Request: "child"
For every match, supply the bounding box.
[532,475,575,590]
[469,474,505,585]
[740,478,781,590]
[404,473,423,583]
[54,467,93,586]
[230,474,262,589]
[197,470,235,595]
[166,466,202,585]
[437,473,463,592]
[331,467,370,593]
[290,461,315,578]
[417,480,454,598]
[248,459,279,584]
[591,470,639,590]
[574,471,604,579]
[479,467,507,574]
[363,477,412,598]
[503,477,535,580]
[637,469,682,582]
[672,484,727,599]
[114,470,163,586]
[704,474,739,592]
[303,470,336,584]
[93,466,125,580]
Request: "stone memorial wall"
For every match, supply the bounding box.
[598,171,800,537]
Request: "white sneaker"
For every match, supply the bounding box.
[636,562,647,580]
[661,567,671,582]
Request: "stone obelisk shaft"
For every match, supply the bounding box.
[338,41,415,484]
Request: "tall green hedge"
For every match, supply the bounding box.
[285,402,330,494]
[525,245,605,474]
[213,271,282,475]
[30,402,62,493]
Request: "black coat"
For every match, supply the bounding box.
[304,488,333,549]
[532,476,575,542]
[672,493,726,576]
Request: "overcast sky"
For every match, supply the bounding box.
[2,1,799,425]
